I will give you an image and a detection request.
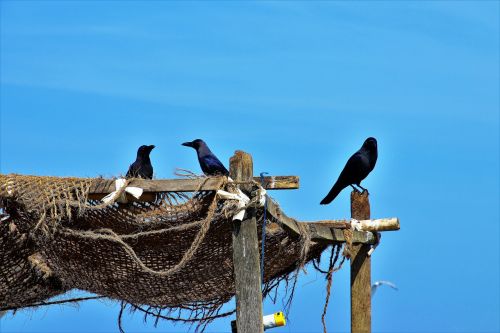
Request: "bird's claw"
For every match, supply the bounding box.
[350,185,361,193]
[357,185,369,195]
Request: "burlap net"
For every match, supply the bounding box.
[0,174,344,331]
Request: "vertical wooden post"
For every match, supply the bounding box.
[350,191,371,333]
[230,150,264,333]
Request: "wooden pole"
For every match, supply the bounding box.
[229,151,264,333]
[350,191,371,333]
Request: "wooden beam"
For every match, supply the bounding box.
[350,191,372,333]
[265,196,376,245]
[87,175,390,246]
[315,217,400,232]
[89,177,226,194]
[87,176,299,200]
[230,151,264,333]
[257,175,299,190]
[354,217,399,232]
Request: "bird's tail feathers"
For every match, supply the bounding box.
[320,183,343,205]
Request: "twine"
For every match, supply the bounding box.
[1,173,336,333]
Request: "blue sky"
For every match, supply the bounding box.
[0,1,498,332]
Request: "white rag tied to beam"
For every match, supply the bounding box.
[101,179,144,204]
[216,187,266,221]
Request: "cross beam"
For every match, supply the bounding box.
[265,196,398,245]
[87,176,298,200]
[87,176,398,247]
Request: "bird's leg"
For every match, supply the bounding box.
[357,184,369,194]
[350,185,361,193]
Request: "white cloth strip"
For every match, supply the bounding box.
[351,218,362,231]
[216,180,266,221]
[217,188,249,221]
[101,178,144,204]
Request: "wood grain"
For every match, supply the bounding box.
[230,151,264,333]
[350,190,372,333]
[88,176,298,195]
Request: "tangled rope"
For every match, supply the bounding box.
[1,173,343,333]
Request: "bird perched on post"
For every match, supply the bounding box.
[126,145,155,179]
[320,137,378,205]
[182,139,229,176]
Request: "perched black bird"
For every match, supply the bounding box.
[126,145,155,179]
[320,137,378,205]
[182,139,229,176]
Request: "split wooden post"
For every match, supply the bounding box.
[350,191,372,333]
[229,151,264,333]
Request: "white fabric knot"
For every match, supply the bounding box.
[217,178,267,221]
[101,179,144,204]
[351,218,362,231]
[217,188,250,221]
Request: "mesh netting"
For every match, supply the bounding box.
[0,173,336,329]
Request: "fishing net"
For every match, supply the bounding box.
[0,173,341,330]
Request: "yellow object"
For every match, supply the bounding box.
[231,311,286,332]
[273,312,286,327]
[263,311,286,330]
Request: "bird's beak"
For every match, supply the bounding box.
[148,145,155,150]
[182,141,193,148]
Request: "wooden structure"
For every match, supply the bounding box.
[229,151,264,333]
[351,191,372,333]
[85,150,399,333]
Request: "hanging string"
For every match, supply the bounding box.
[259,172,269,288]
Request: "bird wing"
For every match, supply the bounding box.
[337,151,371,185]
[371,280,398,297]
[202,155,229,175]
[320,152,368,204]
[126,162,138,178]
[374,280,398,290]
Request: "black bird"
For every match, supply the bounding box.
[126,145,155,179]
[320,137,378,205]
[182,139,229,176]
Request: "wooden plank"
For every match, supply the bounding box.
[315,217,400,232]
[355,217,399,232]
[310,219,351,229]
[350,191,372,333]
[89,177,226,194]
[258,175,299,190]
[264,195,301,234]
[87,176,298,200]
[230,151,264,333]
[265,196,375,244]
[90,176,298,193]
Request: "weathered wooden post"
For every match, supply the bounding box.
[350,190,371,333]
[230,151,264,333]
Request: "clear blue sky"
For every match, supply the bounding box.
[1,1,498,332]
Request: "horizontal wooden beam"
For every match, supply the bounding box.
[258,175,299,190]
[313,218,400,232]
[354,217,399,232]
[264,195,375,245]
[88,176,298,198]
[90,177,223,195]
